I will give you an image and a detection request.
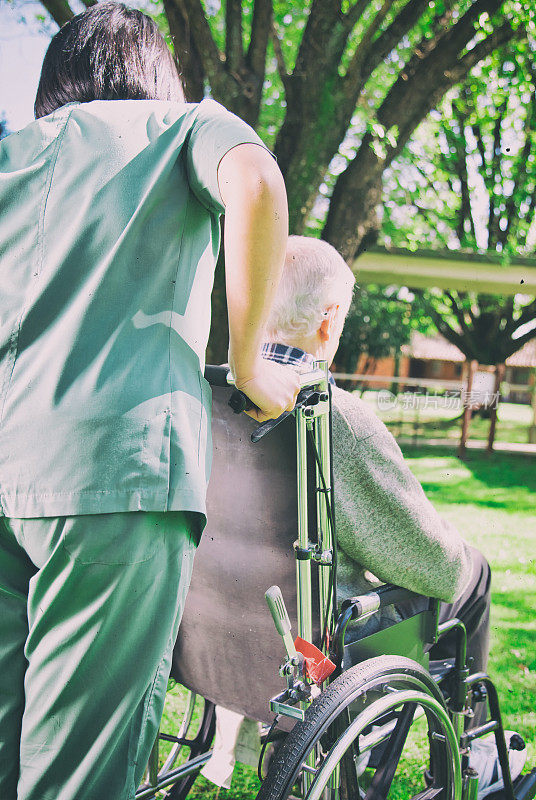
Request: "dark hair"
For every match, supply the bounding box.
[35,2,184,119]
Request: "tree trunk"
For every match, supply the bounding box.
[459,359,478,458]
[322,132,384,259]
[486,363,505,452]
[163,0,205,101]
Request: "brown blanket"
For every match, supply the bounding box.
[172,385,318,724]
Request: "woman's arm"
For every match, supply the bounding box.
[218,143,300,422]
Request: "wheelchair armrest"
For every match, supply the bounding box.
[340,583,424,620]
[333,584,433,671]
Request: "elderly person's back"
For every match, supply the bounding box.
[261,236,474,614]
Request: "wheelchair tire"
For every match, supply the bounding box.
[256,654,461,800]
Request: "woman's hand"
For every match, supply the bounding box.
[233,359,301,422]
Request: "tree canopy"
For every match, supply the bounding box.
[335,285,433,374]
[32,0,536,359]
[37,0,534,256]
[383,40,536,364]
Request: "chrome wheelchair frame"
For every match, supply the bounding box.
[136,364,536,800]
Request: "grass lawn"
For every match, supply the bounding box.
[160,446,535,798]
[358,391,534,445]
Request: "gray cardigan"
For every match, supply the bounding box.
[331,386,472,606]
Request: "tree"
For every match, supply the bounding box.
[335,285,431,372]
[32,0,534,358]
[35,0,533,253]
[383,41,536,366]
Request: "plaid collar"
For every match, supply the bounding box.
[261,342,336,385]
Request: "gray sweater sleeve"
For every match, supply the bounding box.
[331,386,472,603]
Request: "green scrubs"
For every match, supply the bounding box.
[0,98,268,799]
[0,511,196,800]
[0,97,266,518]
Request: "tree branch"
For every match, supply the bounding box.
[270,21,290,87]
[411,206,453,246]
[343,0,394,87]
[504,325,536,358]
[345,0,461,100]
[226,0,243,73]
[487,98,507,250]
[523,187,536,247]
[356,0,431,83]
[426,305,470,356]
[176,0,225,87]
[471,120,487,168]
[324,0,516,258]
[497,296,515,339]
[512,298,536,330]
[247,0,272,76]
[453,100,475,244]
[447,19,522,84]
[502,77,536,245]
[377,5,516,151]
[443,292,480,358]
[40,0,74,27]
[163,0,206,101]
[291,0,347,83]
[343,0,370,30]
[411,161,448,198]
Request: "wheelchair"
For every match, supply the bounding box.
[136,363,536,800]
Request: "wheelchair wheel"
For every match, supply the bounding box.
[137,692,215,800]
[257,655,461,800]
[161,694,216,800]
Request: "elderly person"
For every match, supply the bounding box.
[261,236,478,622]
[201,236,525,797]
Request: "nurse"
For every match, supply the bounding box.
[0,3,299,799]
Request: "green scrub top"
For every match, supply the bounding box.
[0,98,267,520]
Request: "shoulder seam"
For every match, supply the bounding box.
[37,108,74,279]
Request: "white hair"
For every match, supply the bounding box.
[266,236,355,343]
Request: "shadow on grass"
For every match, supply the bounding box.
[492,591,536,621]
[401,446,536,512]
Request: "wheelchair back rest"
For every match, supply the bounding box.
[172,385,320,724]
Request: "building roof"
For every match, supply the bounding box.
[506,338,536,368]
[402,331,536,367]
[402,332,465,362]
[353,246,536,296]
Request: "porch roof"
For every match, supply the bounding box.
[353,246,536,296]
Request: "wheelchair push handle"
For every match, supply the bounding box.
[203,364,253,414]
[249,388,317,443]
[203,365,328,442]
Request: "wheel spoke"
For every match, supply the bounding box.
[365,702,417,800]
[411,787,444,799]
[256,660,460,800]
[339,747,361,800]
[328,706,359,800]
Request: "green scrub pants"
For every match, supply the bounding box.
[0,510,197,800]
